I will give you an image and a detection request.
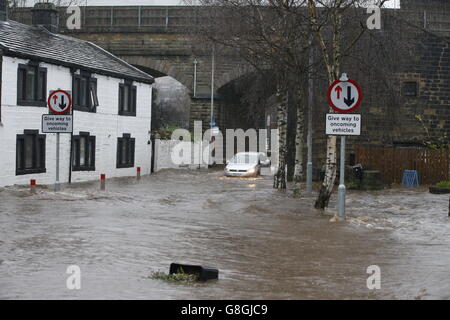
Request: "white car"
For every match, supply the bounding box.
[224,152,271,177]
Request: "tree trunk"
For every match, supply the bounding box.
[293,87,305,184]
[314,135,338,209]
[286,85,297,183]
[314,4,342,210]
[273,85,287,190]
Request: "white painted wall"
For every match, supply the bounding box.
[0,56,153,187]
[154,139,208,171]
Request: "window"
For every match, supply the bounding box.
[117,134,135,168]
[72,132,96,171]
[17,63,47,106]
[119,81,137,116]
[73,72,98,112]
[16,130,46,175]
[402,81,418,97]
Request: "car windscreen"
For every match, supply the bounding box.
[230,154,258,164]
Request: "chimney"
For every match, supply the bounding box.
[32,2,59,33]
[0,0,7,21]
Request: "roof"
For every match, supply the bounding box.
[0,20,154,84]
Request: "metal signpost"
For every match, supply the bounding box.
[45,90,73,191]
[326,74,363,220]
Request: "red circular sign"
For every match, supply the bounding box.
[47,90,72,115]
[327,79,363,113]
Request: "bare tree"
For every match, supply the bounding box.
[188,0,410,206]
[187,0,311,189]
[302,0,390,209]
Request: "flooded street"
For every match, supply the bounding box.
[0,170,449,300]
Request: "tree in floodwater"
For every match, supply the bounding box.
[304,0,390,209]
[273,77,288,189]
[293,84,305,183]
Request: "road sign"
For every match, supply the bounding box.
[47,90,72,115]
[42,114,73,133]
[326,114,361,136]
[327,74,362,113]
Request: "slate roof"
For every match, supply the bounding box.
[0,20,154,84]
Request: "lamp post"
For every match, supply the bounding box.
[306,37,314,194]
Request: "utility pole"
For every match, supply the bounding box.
[210,46,215,129]
[338,135,346,219]
[55,132,60,191]
[306,37,314,194]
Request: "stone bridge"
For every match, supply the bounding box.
[10,2,450,133]
[11,5,254,131]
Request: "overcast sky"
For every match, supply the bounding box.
[26,0,400,8]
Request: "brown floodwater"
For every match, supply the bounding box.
[0,169,448,299]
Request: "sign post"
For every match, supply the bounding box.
[45,90,73,191]
[327,74,363,220]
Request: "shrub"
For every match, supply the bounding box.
[149,268,199,283]
[436,181,450,188]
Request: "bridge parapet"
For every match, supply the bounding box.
[11,6,200,34]
[10,5,450,37]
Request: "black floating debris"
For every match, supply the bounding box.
[170,263,219,281]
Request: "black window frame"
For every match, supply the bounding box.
[72,132,96,172]
[119,80,137,116]
[116,134,135,168]
[72,71,99,113]
[17,62,47,107]
[16,130,46,175]
[402,81,418,97]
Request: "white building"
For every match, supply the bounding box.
[0,2,154,187]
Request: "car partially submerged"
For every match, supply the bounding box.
[224,152,271,177]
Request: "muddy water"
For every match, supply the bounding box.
[0,170,448,299]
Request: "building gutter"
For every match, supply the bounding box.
[1,48,155,85]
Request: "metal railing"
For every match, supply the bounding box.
[9,6,450,35]
[10,6,201,33]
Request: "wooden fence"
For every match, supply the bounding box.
[354,146,449,185]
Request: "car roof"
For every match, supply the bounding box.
[234,152,264,156]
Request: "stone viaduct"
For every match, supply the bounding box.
[11,5,254,131]
[9,2,450,178]
[10,2,450,132]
